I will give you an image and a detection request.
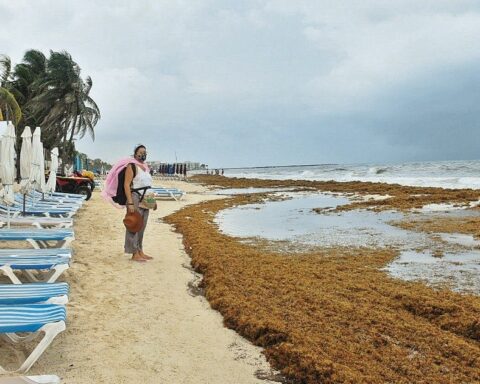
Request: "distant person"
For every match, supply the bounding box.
[221,169,224,176]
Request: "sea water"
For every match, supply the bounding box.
[220,159,480,189]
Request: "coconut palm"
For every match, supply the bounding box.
[0,87,22,125]
[11,50,47,124]
[31,50,100,169]
[0,55,22,124]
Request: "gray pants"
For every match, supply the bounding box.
[124,192,150,253]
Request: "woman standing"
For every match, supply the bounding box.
[102,144,156,262]
[123,144,156,261]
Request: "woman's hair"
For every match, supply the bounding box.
[133,144,146,155]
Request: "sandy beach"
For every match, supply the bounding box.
[1,176,480,383]
[0,180,277,383]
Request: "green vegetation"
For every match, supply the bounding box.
[0,50,101,171]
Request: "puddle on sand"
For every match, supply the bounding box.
[385,250,480,294]
[215,192,427,248]
[215,192,480,294]
[212,187,297,195]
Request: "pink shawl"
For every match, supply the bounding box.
[101,157,150,208]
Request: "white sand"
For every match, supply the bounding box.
[0,180,276,383]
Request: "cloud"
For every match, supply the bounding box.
[0,0,479,166]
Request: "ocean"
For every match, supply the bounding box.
[221,159,480,189]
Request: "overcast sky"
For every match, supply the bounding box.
[1,1,479,167]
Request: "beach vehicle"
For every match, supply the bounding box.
[55,174,94,200]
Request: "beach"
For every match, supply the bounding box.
[0,180,277,383]
[1,176,480,383]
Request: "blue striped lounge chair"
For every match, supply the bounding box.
[0,375,60,384]
[0,283,69,305]
[0,304,66,373]
[31,190,85,202]
[0,215,73,229]
[0,204,75,219]
[151,187,185,201]
[0,249,71,284]
[14,195,81,210]
[0,229,74,249]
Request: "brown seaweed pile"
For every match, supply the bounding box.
[193,174,480,211]
[165,190,480,383]
[393,216,480,240]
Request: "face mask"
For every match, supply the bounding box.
[138,154,147,162]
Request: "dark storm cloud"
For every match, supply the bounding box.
[1,1,479,166]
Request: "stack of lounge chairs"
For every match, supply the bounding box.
[0,191,86,382]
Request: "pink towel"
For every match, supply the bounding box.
[101,157,150,208]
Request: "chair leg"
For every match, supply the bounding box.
[60,237,73,249]
[45,265,69,283]
[26,239,41,250]
[16,321,66,373]
[0,266,22,284]
[23,265,68,283]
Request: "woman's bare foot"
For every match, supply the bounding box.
[131,252,147,262]
[140,250,153,260]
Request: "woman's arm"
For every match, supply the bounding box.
[124,164,135,212]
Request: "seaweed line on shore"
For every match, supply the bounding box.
[165,176,480,384]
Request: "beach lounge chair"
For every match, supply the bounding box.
[0,249,71,284]
[14,196,80,211]
[0,375,60,384]
[0,215,73,229]
[0,304,66,373]
[151,187,185,201]
[0,229,74,249]
[29,191,84,206]
[31,190,85,201]
[0,204,75,219]
[0,283,69,305]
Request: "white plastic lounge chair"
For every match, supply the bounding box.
[0,304,66,373]
[0,249,71,284]
[0,375,60,384]
[0,283,68,305]
[0,215,72,229]
[0,229,74,249]
[151,187,185,201]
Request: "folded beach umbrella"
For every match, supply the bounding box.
[45,148,58,194]
[19,126,33,194]
[28,127,46,194]
[0,122,16,227]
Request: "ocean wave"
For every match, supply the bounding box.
[225,161,480,189]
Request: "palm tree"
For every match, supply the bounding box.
[31,51,100,170]
[0,55,22,125]
[0,88,22,125]
[11,50,47,127]
[2,50,100,173]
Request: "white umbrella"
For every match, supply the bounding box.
[0,122,16,227]
[45,147,58,194]
[19,126,32,194]
[29,127,46,194]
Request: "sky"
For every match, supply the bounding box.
[1,0,480,167]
